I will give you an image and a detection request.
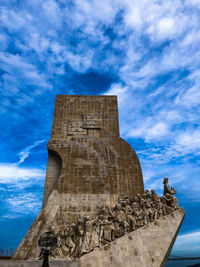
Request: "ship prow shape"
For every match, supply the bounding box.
[80,208,185,267]
[3,208,184,267]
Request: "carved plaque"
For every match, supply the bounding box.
[67,120,87,135]
[82,114,101,129]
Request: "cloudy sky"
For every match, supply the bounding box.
[0,0,200,259]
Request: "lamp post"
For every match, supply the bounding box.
[38,227,57,267]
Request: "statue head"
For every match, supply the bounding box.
[151,189,155,194]
[145,189,150,195]
[163,177,168,184]
[71,223,76,228]
[132,196,138,202]
[84,216,90,221]
[47,225,55,233]
[115,203,121,210]
[77,218,83,224]
[103,205,109,213]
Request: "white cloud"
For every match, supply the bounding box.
[0,140,46,187]
[176,85,200,108]
[172,231,200,256]
[6,192,42,214]
[186,0,200,8]
[104,83,129,105]
[0,52,52,90]
[172,129,200,155]
[42,0,62,27]
[157,17,175,35]
[65,50,94,73]
[0,8,26,31]
[74,0,120,24]
[0,164,45,185]
[123,0,190,41]
[130,121,169,141]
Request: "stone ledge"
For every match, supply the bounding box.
[0,260,81,267]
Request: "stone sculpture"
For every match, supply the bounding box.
[162,177,179,211]
[10,96,184,267]
[38,178,179,260]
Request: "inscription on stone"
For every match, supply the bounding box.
[82,114,101,129]
[67,120,87,136]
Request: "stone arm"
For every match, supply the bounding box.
[164,184,174,195]
[162,194,171,202]
[171,187,176,194]
[89,216,98,225]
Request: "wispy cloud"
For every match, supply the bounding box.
[17,139,46,165]
[0,164,45,185]
[6,192,42,215]
[0,140,46,185]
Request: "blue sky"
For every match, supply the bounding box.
[0,0,200,259]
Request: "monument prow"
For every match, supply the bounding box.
[80,208,185,267]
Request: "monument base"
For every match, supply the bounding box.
[3,208,184,267]
[0,260,80,267]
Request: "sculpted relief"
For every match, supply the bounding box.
[38,178,179,260]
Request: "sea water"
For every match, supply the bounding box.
[166,259,200,267]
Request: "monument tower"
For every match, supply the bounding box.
[13,95,144,259]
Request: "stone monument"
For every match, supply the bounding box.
[8,95,184,267]
[13,95,144,259]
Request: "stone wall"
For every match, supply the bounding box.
[43,95,144,202]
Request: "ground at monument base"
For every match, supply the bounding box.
[0,260,80,267]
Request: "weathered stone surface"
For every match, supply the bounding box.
[80,208,185,267]
[0,260,80,267]
[4,208,185,266]
[44,95,144,200]
[13,95,144,260]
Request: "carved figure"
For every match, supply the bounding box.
[124,205,136,231]
[53,232,65,258]
[151,189,160,202]
[118,195,130,207]
[63,224,76,258]
[81,216,99,254]
[163,177,178,209]
[131,196,140,211]
[38,178,180,260]
[143,201,153,222]
[76,218,85,258]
